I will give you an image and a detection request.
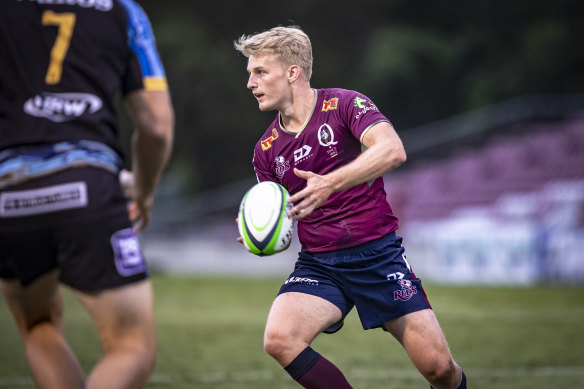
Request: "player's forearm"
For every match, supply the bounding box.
[132,127,173,199]
[126,90,174,199]
[327,137,406,193]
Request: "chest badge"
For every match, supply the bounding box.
[318,124,338,147]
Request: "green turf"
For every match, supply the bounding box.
[1,276,583,388]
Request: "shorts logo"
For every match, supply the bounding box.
[274,155,290,179]
[284,276,319,286]
[111,228,146,277]
[321,97,339,112]
[0,181,87,218]
[393,279,417,302]
[261,128,279,150]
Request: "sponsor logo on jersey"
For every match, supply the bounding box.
[353,97,367,109]
[293,145,313,164]
[274,155,290,179]
[23,92,103,122]
[261,128,279,150]
[284,276,319,286]
[321,97,339,112]
[0,181,87,218]
[326,147,339,158]
[393,279,418,302]
[354,100,379,119]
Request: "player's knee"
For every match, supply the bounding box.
[102,335,156,372]
[121,342,157,375]
[21,317,62,339]
[263,329,295,360]
[422,358,457,386]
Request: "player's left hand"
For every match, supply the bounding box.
[235,218,244,244]
[287,168,334,220]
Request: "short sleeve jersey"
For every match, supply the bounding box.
[0,0,168,158]
[253,88,399,253]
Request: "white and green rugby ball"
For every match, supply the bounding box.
[238,181,293,256]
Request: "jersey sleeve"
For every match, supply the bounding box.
[340,91,390,144]
[252,143,277,183]
[118,0,168,94]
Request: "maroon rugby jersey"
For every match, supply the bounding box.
[253,88,399,252]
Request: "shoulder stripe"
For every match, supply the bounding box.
[118,0,167,84]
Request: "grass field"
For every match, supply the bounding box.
[1,275,583,388]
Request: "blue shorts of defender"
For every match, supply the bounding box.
[278,232,432,333]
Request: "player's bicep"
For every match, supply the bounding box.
[361,121,403,151]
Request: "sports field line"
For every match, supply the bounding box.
[2,366,584,386]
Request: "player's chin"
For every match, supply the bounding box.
[257,101,274,111]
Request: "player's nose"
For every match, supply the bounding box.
[247,74,257,90]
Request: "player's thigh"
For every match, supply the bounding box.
[383,309,453,366]
[0,270,64,332]
[265,291,343,344]
[74,279,155,351]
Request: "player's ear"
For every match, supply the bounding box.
[287,65,300,83]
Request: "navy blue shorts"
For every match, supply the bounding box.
[278,232,431,333]
[0,167,149,291]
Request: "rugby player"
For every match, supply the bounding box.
[234,26,466,389]
[0,1,173,388]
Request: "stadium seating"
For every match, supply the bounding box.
[384,117,584,284]
[386,117,584,224]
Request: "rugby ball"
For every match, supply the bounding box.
[238,181,294,256]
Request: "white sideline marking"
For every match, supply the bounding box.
[1,366,583,386]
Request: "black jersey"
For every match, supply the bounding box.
[0,0,168,156]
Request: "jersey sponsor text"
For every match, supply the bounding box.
[24,92,103,122]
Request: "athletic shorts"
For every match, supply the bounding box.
[0,167,149,291]
[278,232,431,333]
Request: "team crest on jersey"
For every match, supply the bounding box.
[317,124,338,147]
[261,128,279,150]
[393,279,418,302]
[274,156,290,179]
[322,98,339,112]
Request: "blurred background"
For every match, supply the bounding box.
[123,0,584,285]
[2,2,584,388]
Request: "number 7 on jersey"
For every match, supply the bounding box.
[42,10,76,85]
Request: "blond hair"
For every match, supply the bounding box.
[234,26,313,81]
